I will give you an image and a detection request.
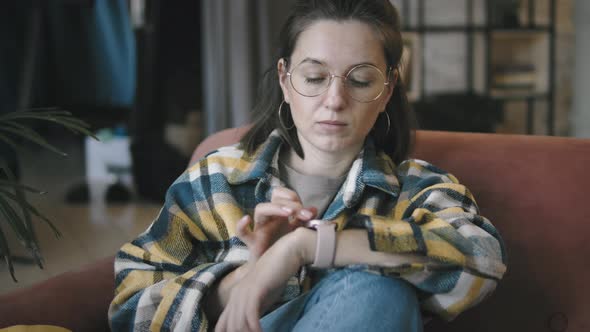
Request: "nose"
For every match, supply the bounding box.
[324,75,348,110]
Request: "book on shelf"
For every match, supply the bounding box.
[491,63,536,93]
[493,73,536,85]
[490,88,542,98]
[493,63,535,73]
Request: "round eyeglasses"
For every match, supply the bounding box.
[285,60,392,103]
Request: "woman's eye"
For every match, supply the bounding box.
[304,77,326,84]
[348,78,372,88]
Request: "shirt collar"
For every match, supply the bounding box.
[227,130,400,202]
[338,136,400,209]
[227,130,283,185]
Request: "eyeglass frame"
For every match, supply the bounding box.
[283,58,395,103]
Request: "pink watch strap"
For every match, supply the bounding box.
[311,222,337,268]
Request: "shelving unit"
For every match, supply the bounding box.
[396,0,557,135]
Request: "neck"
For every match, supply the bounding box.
[283,143,361,178]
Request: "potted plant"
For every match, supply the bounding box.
[0,108,96,282]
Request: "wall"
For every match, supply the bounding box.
[571,0,590,137]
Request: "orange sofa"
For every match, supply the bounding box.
[1,128,589,331]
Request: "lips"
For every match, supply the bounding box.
[316,120,347,133]
[318,120,346,126]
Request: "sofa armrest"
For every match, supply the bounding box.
[0,256,115,332]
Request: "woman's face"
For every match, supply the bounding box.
[278,20,395,156]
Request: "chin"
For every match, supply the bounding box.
[299,131,364,154]
[315,138,358,154]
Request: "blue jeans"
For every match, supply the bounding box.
[260,267,423,332]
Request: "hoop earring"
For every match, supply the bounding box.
[278,100,294,130]
[383,111,391,136]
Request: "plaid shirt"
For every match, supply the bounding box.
[109,131,507,331]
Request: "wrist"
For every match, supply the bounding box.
[289,227,317,265]
[234,262,252,280]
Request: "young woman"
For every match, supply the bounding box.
[109,1,507,331]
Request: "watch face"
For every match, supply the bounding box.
[304,219,323,229]
[304,219,337,229]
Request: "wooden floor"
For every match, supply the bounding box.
[0,138,161,294]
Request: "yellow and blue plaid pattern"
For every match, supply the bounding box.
[109,131,507,331]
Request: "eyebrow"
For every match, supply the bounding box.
[299,57,379,70]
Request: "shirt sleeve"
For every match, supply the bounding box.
[108,169,240,331]
[351,159,507,321]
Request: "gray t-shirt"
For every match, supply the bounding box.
[279,159,346,218]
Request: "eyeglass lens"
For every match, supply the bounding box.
[289,62,386,102]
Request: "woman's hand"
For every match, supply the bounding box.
[204,189,315,323]
[215,228,314,332]
[237,187,316,262]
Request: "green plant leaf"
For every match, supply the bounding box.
[0,125,67,156]
[0,180,46,194]
[0,189,60,238]
[0,111,98,144]
[0,189,51,269]
[1,149,56,270]
[0,225,18,282]
[0,192,31,245]
[2,151,45,270]
[0,107,93,279]
[0,133,19,151]
[50,118,97,139]
[0,201,43,271]
[0,109,68,121]
[0,161,33,248]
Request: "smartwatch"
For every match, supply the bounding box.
[305,219,337,268]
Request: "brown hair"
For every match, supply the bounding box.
[240,0,416,164]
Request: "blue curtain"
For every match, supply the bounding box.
[46,0,136,108]
[0,0,136,113]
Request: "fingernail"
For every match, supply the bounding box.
[281,206,294,214]
[299,209,313,219]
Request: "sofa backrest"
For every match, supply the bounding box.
[412,130,590,332]
[192,128,590,332]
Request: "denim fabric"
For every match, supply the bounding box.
[260,267,423,332]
